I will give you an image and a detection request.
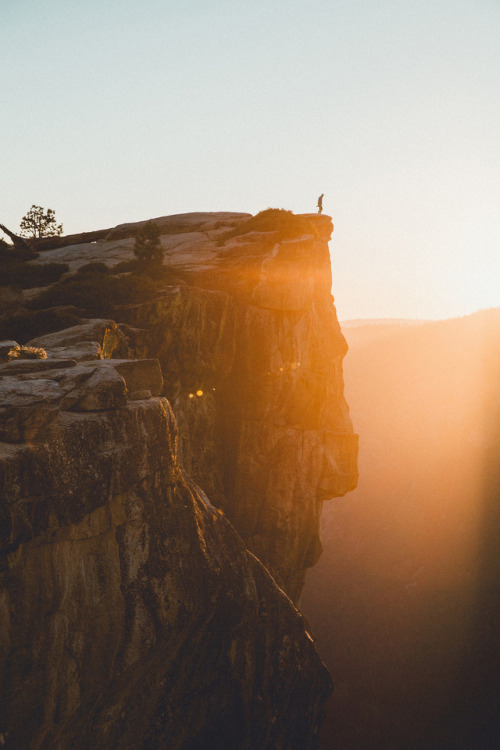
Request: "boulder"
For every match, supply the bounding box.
[63,365,128,412]
[128,389,152,400]
[0,377,63,442]
[44,341,102,361]
[27,319,124,358]
[0,359,140,441]
[0,359,75,376]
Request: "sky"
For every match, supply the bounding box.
[1,0,499,320]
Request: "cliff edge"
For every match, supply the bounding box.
[0,210,357,748]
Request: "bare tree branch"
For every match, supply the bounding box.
[0,223,33,251]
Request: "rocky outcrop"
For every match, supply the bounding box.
[0,211,357,748]
[23,212,358,602]
[0,349,331,749]
[109,214,358,601]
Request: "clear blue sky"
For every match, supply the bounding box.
[2,0,499,320]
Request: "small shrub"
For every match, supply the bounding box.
[0,245,38,263]
[110,259,141,274]
[28,272,158,316]
[141,264,188,284]
[133,221,163,265]
[217,208,317,246]
[77,262,110,275]
[111,258,188,284]
[1,262,69,289]
[9,345,47,361]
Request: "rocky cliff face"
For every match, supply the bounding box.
[0,211,357,748]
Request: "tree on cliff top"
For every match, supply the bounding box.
[19,205,63,238]
[133,220,163,265]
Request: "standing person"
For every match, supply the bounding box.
[317,193,324,214]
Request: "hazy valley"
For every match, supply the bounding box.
[303,309,500,749]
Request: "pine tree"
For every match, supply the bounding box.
[133,221,163,265]
[19,205,63,238]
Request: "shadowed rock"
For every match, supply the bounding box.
[0,381,332,749]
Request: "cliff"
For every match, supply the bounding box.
[0,211,357,748]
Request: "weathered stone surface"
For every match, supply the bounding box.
[0,358,76,376]
[113,213,357,602]
[29,213,251,274]
[0,358,160,440]
[0,377,63,442]
[0,286,23,313]
[232,424,358,597]
[28,319,124,358]
[43,341,102,361]
[128,388,152,400]
[65,365,127,411]
[107,210,251,239]
[118,285,236,383]
[0,398,331,750]
[115,323,151,359]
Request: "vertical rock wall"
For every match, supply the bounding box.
[0,210,358,748]
[117,214,358,601]
[0,366,331,750]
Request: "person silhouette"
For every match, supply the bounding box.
[317,193,324,214]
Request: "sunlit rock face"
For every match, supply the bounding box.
[34,212,358,602]
[0,352,331,749]
[0,211,357,747]
[92,212,359,602]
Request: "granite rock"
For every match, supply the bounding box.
[27,319,125,358]
[112,213,358,602]
[0,210,358,748]
[0,396,331,750]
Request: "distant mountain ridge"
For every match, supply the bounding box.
[341,317,427,327]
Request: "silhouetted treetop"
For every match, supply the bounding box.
[133,220,163,265]
[20,205,63,238]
